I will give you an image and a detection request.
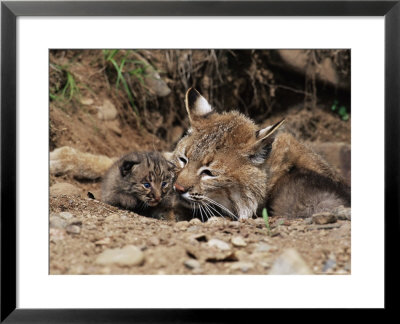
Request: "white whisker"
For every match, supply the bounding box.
[201,202,213,219]
[203,197,238,220]
[198,203,204,222]
[204,201,225,218]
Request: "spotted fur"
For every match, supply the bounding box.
[172,88,350,220]
[101,151,176,220]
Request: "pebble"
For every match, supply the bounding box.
[231,236,247,247]
[322,259,337,273]
[105,214,120,223]
[303,217,313,225]
[230,262,254,273]
[255,242,275,253]
[229,221,241,228]
[189,218,202,225]
[95,245,144,266]
[175,221,189,229]
[147,237,160,246]
[97,99,118,121]
[94,237,111,245]
[184,259,201,270]
[66,224,81,234]
[207,217,224,225]
[80,97,94,105]
[49,216,68,229]
[58,212,74,220]
[50,228,66,242]
[187,226,201,232]
[269,248,313,275]
[207,238,231,251]
[312,212,337,225]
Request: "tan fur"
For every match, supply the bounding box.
[172,88,350,219]
[50,146,116,180]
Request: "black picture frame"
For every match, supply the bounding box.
[1,0,399,322]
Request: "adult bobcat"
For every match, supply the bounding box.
[172,88,350,220]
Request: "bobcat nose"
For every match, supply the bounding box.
[174,183,187,194]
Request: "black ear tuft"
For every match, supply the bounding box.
[120,160,139,177]
[187,88,201,109]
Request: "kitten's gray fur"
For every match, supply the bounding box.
[101,151,176,220]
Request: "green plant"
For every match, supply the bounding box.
[50,64,80,102]
[262,208,271,235]
[103,50,149,117]
[331,100,349,121]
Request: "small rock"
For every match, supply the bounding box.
[95,245,144,266]
[231,236,247,247]
[312,212,337,225]
[50,228,66,242]
[322,258,337,273]
[207,217,224,225]
[94,237,111,245]
[230,262,254,273]
[208,238,231,251]
[303,217,313,225]
[229,221,241,228]
[269,248,313,275]
[80,97,94,105]
[189,218,202,225]
[187,226,201,232]
[49,216,68,229]
[105,213,120,223]
[148,237,160,246]
[97,99,118,121]
[255,242,275,253]
[184,259,201,270]
[58,212,74,220]
[175,221,189,229]
[50,182,82,197]
[66,224,81,234]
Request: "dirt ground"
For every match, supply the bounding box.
[49,49,351,275]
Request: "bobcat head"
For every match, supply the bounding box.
[172,88,284,220]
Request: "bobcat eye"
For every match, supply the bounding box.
[200,169,215,177]
[179,156,188,167]
[143,183,151,189]
[161,182,168,188]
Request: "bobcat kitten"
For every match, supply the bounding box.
[172,88,350,220]
[101,151,176,220]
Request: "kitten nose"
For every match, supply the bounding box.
[154,196,161,202]
[174,183,187,194]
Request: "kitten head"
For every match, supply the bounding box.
[172,88,284,219]
[117,152,175,207]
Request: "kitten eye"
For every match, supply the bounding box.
[161,182,168,188]
[201,169,214,177]
[143,183,151,189]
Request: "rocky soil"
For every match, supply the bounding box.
[50,189,351,275]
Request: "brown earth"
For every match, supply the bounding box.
[49,49,351,275]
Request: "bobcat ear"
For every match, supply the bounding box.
[185,88,213,122]
[256,119,285,141]
[119,160,140,177]
[250,119,285,165]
